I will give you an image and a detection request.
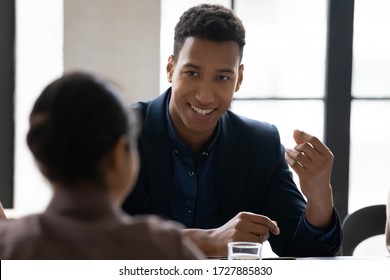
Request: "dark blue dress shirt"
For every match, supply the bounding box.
[165,96,220,228]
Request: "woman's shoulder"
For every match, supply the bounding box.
[127,214,184,232]
[120,215,204,259]
[0,214,43,257]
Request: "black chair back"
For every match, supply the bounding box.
[341,204,386,256]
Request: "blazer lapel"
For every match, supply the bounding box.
[214,112,247,224]
[142,92,174,218]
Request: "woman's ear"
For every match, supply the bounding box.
[166,55,175,83]
[106,137,128,169]
[105,137,139,205]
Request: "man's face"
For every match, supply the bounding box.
[167,36,244,143]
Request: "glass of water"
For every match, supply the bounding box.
[228,242,262,260]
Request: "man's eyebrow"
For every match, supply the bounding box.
[183,63,235,73]
[216,68,235,73]
[182,63,201,69]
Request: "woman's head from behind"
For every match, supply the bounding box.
[27,72,139,203]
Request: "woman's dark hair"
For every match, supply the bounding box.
[173,4,246,61]
[26,72,139,185]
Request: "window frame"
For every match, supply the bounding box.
[0,0,15,208]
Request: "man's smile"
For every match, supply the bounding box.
[190,104,215,115]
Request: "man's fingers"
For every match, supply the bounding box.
[237,212,280,235]
[293,129,330,155]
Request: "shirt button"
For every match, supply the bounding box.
[202,151,209,156]
[173,149,179,154]
[188,171,194,176]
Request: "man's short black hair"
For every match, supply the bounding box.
[173,4,246,61]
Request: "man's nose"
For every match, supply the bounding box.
[195,81,216,104]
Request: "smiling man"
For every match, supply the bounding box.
[167,37,243,154]
[122,4,342,258]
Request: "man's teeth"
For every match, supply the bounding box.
[190,105,214,115]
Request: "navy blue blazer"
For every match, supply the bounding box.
[123,88,342,257]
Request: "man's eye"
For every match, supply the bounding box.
[186,71,199,77]
[216,75,229,81]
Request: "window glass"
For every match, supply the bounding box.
[349,0,390,213]
[234,0,327,98]
[352,0,390,98]
[14,0,63,217]
[349,101,390,212]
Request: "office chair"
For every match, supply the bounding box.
[341,204,387,256]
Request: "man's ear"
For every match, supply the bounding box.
[235,64,244,92]
[166,55,175,83]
